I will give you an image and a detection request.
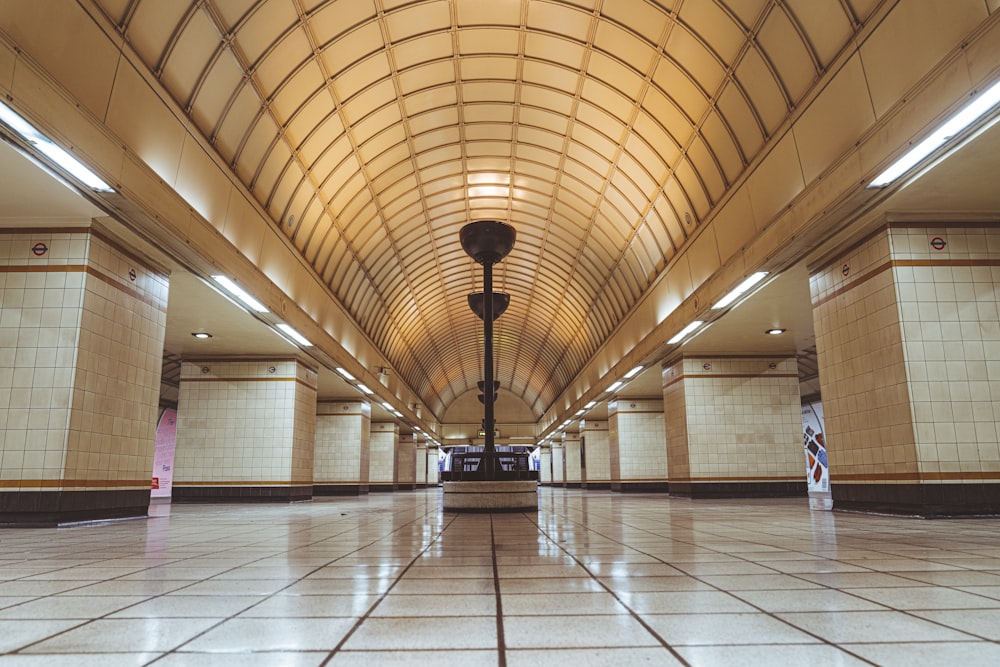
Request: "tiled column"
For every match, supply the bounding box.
[426,446,439,486]
[369,421,399,491]
[662,357,803,498]
[551,440,565,486]
[314,400,370,496]
[608,398,667,492]
[0,229,168,526]
[563,432,582,488]
[173,360,316,502]
[539,446,552,485]
[811,224,1000,516]
[415,437,427,488]
[397,433,416,491]
[582,419,610,489]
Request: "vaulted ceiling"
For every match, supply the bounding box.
[84,0,882,419]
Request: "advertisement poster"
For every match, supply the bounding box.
[151,408,177,499]
[802,402,831,509]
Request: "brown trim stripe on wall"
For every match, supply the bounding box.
[0,479,151,488]
[833,471,1000,482]
[172,480,317,486]
[0,264,167,312]
[181,376,319,392]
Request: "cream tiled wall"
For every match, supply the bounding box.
[608,399,667,482]
[811,230,916,480]
[415,441,427,484]
[582,420,610,484]
[174,359,316,485]
[563,432,582,485]
[397,434,416,486]
[663,357,802,480]
[551,442,565,484]
[812,225,1000,481]
[315,401,370,485]
[369,421,398,485]
[0,229,167,490]
[426,447,439,485]
[540,448,552,484]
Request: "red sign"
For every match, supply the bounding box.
[842,264,850,277]
[32,242,48,256]
[151,477,159,489]
[930,237,947,251]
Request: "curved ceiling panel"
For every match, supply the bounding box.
[101,0,869,419]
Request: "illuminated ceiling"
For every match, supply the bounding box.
[88,0,882,419]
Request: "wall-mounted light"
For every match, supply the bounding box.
[211,275,268,313]
[667,320,705,345]
[869,78,1000,188]
[0,101,114,192]
[623,365,644,379]
[191,332,212,339]
[712,272,769,310]
[276,323,312,346]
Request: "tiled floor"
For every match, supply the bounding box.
[2,489,1000,666]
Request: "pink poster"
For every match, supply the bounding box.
[152,408,177,499]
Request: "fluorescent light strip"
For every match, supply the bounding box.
[357,383,374,394]
[712,272,769,309]
[276,323,312,346]
[870,79,1000,188]
[211,276,268,313]
[607,380,624,392]
[623,365,644,379]
[0,101,114,192]
[382,402,393,410]
[667,320,705,345]
[585,401,596,409]
[335,367,356,381]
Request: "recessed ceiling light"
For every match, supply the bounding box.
[191,332,212,339]
[765,328,786,335]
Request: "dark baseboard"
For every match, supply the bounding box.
[833,483,1000,517]
[668,481,806,499]
[313,484,367,496]
[172,485,313,503]
[0,490,149,527]
[612,481,670,493]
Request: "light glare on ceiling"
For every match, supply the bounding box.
[869,78,1000,188]
[712,272,769,309]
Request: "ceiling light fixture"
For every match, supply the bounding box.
[276,323,312,346]
[667,320,705,345]
[191,332,212,339]
[869,78,1000,188]
[0,101,114,192]
[765,328,786,335]
[607,380,624,392]
[623,365,644,379]
[381,401,393,410]
[357,383,374,394]
[211,275,268,313]
[585,401,596,409]
[712,272,769,309]
[335,367,356,381]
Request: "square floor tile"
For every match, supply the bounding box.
[343,616,497,650]
[643,612,820,645]
[775,610,979,643]
[19,618,219,653]
[676,643,870,666]
[503,615,660,648]
[181,617,357,652]
[506,647,684,666]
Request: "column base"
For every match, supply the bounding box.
[611,481,670,493]
[833,483,1000,517]
[0,490,149,527]
[313,484,368,496]
[442,481,538,512]
[172,485,313,503]
[669,481,806,498]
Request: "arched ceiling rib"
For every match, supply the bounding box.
[99,0,875,419]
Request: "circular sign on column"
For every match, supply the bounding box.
[128,268,137,282]
[930,237,947,251]
[842,264,850,277]
[32,242,48,256]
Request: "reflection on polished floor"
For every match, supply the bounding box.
[2,489,1000,666]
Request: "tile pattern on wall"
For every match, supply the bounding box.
[540,449,552,484]
[369,422,398,485]
[663,362,691,481]
[582,420,610,484]
[174,360,316,485]
[609,399,667,482]
[811,229,916,480]
[0,229,167,489]
[812,224,1000,482]
[315,401,370,484]
[397,435,416,485]
[563,434,582,484]
[664,357,802,481]
[551,443,565,483]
